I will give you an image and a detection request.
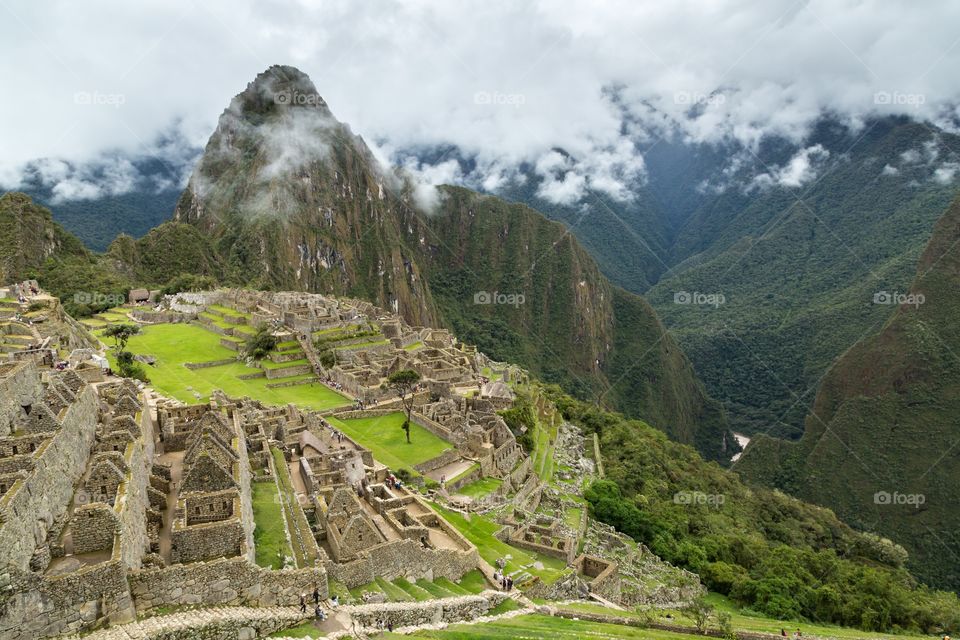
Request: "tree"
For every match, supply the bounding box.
[245,325,278,360]
[681,595,714,633]
[386,369,421,444]
[103,323,140,360]
[103,323,146,381]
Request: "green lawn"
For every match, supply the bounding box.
[456,477,502,499]
[326,412,452,472]
[96,323,347,410]
[388,614,703,639]
[252,481,291,569]
[429,504,569,585]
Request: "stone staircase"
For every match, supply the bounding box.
[65,606,307,640]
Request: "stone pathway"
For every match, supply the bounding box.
[66,606,307,640]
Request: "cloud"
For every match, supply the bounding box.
[3,0,960,201]
[750,144,830,190]
[932,162,960,184]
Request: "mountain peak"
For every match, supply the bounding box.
[236,64,332,117]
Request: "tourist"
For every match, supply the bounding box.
[299,594,307,613]
[781,629,787,637]
[315,604,325,621]
[387,622,394,632]
[500,576,506,590]
[795,629,802,639]
[331,594,339,608]
[507,576,513,591]
[313,586,320,604]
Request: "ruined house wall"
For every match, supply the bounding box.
[233,429,255,563]
[170,520,244,564]
[0,385,98,571]
[115,409,154,570]
[0,360,39,437]
[70,503,118,554]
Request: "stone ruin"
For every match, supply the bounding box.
[0,362,325,639]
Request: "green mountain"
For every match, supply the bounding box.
[163,65,733,460]
[0,192,88,283]
[735,194,960,590]
[470,117,960,439]
[549,385,960,632]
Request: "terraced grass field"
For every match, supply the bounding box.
[251,480,291,569]
[326,412,452,472]
[387,614,699,639]
[429,503,569,585]
[456,477,502,499]
[96,323,347,410]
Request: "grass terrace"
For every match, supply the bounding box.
[386,614,700,639]
[252,480,292,569]
[326,412,452,472]
[429,503,569,585]
[271,447,319,568]
[95,323,347,410]
[456,477,502,499]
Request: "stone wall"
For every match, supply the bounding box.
[0,360,38,437]
[0,559,134,639]
[128,557,327,613]
[0,385,98,570]
[171,519,244,564]
[413,447,462,474]
[116,406,154,570]
[347,592,508,629]
[70,503,118,554]
[324,537,478,588]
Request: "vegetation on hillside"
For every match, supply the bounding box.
[736,194,960,592]
[544,386,960,633]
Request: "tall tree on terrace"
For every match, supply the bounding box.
[386,369,421,444]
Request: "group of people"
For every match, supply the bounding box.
[298,587,336,621]
[492,569,514,591]
[318,417,345,445]
[781,629,802,639]
[323,375,346,392]
[385,472,404,490]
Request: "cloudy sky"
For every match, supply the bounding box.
[2,0,959,203]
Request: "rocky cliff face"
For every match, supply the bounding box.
[173,65,439,327]
[0,192,87,283]
[736,194,960,589]
[169,65,732,460]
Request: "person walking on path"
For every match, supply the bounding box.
[299,594,307,614]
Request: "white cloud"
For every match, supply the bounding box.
[881,164,899,176]
[3,0,960,200]
[750,144,830,190]
[932,162,960,184]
